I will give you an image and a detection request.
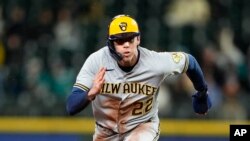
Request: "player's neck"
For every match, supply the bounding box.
[118,50,139,67]
[118,50,140,72]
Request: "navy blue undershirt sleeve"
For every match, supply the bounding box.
[186,54,207,92]
[66,87,90,115]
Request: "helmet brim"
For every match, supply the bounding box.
[109,32,140,41]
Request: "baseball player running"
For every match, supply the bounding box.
[66,14,212,141]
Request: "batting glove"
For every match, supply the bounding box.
[192,89,212,115]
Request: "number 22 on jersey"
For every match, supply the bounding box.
[132,97,154,116]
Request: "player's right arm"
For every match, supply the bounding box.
[66,67,106,115]
[66,87,90,116]
[87,67,106,100]
[66,52,105,115]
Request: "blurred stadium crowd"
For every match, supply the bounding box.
[0,0,250,120]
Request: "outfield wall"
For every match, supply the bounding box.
[0,117,248,141]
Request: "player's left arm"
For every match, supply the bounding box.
[185,54,212,115]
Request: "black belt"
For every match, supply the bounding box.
[96,122,118,134]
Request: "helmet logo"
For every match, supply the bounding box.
[119,22,127,31]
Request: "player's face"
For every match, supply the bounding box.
[113,36,140,66]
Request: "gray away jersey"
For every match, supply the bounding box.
[74,46,189,134]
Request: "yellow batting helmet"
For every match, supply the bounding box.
[108,15,140,40]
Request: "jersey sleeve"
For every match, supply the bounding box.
[74,53,99,91]
[157,52,189,76]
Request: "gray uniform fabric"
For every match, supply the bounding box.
[74,46,188,140]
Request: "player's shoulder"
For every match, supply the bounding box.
[138,46,156,54]
[138,46,164,58]
[87,46,109,60]
[139,46,187,56]
[90,46,108,55]
[138,46,188,62]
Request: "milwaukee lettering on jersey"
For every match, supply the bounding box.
[101,82,158,96]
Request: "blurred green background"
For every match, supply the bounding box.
[0,0,249,140]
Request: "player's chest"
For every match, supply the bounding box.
[104,67,160,84]
[100,69,159,99]
[100,82,158,96]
